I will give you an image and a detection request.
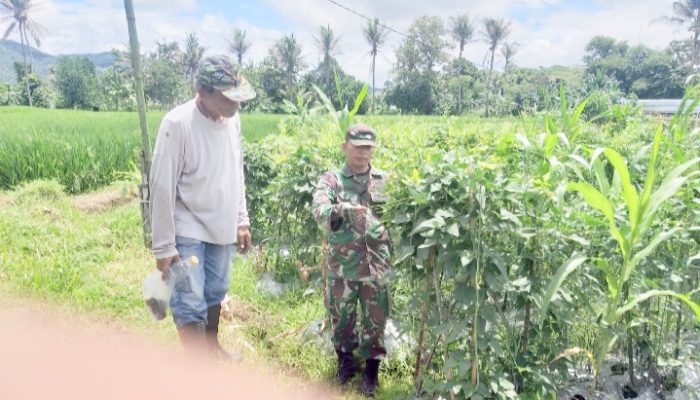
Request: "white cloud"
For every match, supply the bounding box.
[3,0,687,87]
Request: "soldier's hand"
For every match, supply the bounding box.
[156,254,180,281]
[339,203,367,225]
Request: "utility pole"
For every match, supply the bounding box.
[123,0,152,248]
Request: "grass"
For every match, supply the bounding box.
[0,179,410,399]
[0,106,282,193]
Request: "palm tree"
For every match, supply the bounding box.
[183,32,205,90]
[314,25,341,91]
[501,41,519,74]
[450,14,474,114]
[314,24,341,64]
[1,0,46,106]
[229,28,252,65]
[363,18,388,113]
[273,33,304,97]
[661,1,700,67]
[482,17,511,117]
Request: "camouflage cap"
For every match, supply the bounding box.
[196,55,256,102]
[345,124,377,147]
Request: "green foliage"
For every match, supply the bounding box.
[143,54,187,109]
[54,56,100,109]
[305,61,369,115]
[14,73,52,107]
[387,16,450,115]
[313,79,368,139]
[566,120,700,389]
[99,50,136,111]
[584,36,684,98]
[0,107,282,193]
[0,81,15,105]
[3,84,700,399]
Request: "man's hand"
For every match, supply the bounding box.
[339,203,367,225]
[156,254,180,280]
[237,226,252,254]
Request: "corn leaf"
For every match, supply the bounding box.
[568,182,628,258]
[640,157,699,233]
[639,127,663,208]
[550,347,595,366]
[624,228,681,283]
[616,290,700,323]
[349,84,368,117]
[604,149,639,231]
[539,255,587,326]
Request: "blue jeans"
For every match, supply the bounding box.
[170,236,234,328]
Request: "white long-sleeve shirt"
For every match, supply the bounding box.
[149,99,250,259]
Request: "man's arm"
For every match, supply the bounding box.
[312,173,341,231]
[235,117,252,253]
[149,118,184,264]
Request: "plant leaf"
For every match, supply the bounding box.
[539,255,587,326]
[549,347,595,367]
[640,127,663,207]
[640,158,700,233]
[349,84,368,117]
[568,182,628,258]
[616,290,700,323]
[312,84,338,120]
[567,182,614,224]
[604,149,639,232]
[623,228,681,283]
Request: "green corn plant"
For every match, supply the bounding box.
[312,68,368,139]
[540,128,700,392]
[553,84,590,143]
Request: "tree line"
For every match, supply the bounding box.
[2,0,699,116]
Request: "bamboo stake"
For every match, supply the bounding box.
[123,0,153,248]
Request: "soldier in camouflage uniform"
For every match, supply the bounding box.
[312,124,392,397]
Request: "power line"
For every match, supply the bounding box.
[325,0,410,39]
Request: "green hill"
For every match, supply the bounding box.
[0,40,116,83]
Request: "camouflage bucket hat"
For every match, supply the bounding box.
[345,124,377,147]
[196,55,256,102]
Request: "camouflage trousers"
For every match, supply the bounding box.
[326,277,390,360]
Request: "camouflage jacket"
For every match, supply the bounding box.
[312,164,392,281]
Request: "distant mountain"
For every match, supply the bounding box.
[0,40,117,83]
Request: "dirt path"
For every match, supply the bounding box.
[0,298,337,400]
[73,184,138,213]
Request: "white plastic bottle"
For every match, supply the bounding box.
[143,256,199,320]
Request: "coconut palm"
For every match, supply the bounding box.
[450,14,474,114]
[451,14,473,61]
[183,32,205,91]
[1,0,46,106]
[314,24,341,64]
[363,18,388,113]
[661,1,700,67]
[273,33,304,96]
[501,41,519,74]
[482,17,511,117]
[314,25,341,90]
[229,28,252,66]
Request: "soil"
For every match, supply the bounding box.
[73,186,138,213]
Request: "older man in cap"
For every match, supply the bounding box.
[149,55,255,359]
[312,124,392,397]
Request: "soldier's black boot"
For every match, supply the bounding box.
[205,304,234,362]
[360,359,380,397]
[336,350,358,384]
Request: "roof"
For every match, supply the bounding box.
[637,99,700,115]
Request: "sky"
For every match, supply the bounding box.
[5,0,688,86]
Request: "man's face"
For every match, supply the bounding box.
[342,141,375,171]
[201,88,241,118]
